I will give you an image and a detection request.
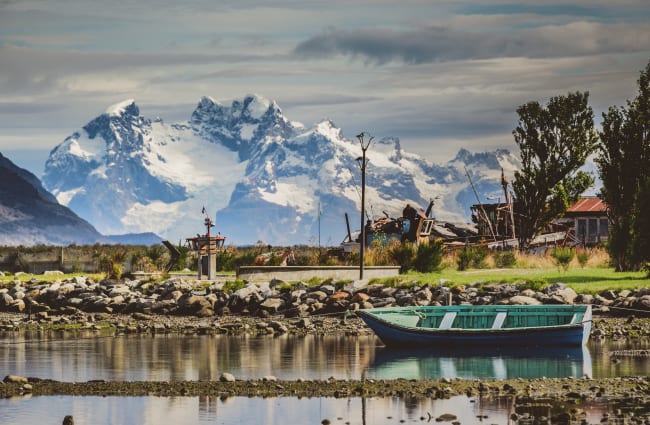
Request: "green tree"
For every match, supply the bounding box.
[597,61,650,271]
[512,91,598,249]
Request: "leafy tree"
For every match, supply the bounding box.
[597,61,650,271]
[512,91,598,249]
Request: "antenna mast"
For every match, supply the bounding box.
[465,166,496,241]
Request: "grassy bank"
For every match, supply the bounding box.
[381,267,647,294]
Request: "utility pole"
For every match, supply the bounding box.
[356,132,373,280]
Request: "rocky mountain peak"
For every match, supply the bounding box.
[42,95,520,245]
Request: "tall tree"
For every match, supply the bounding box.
[512,91,598,249]
[597,61,650,271]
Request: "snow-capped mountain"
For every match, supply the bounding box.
[43,95,520,245]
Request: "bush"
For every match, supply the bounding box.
[576,249,590,268]
[493,250,517,268]
[413,239,444,273]
[457,249,472,271]
[389,242,415,273]
[457,246,489,271]
[110,263,123,280]
[551,247,575,271]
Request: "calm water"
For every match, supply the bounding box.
[0,394,612,425]
[1,331,648,381]
[0,331,647,424]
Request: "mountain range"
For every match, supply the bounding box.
[0,152,105,245]
[40,95,521,246]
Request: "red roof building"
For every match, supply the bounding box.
[563,197,609,246]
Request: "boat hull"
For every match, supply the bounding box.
[357,305,591,348]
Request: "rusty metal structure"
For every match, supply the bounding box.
[185,210,226,280]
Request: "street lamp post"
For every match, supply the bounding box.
[356,132,373,280]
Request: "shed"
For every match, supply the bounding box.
[563,197,609,246]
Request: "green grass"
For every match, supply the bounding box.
[2,266,648,296]
[0,272,105,285]
[381,267,648,294]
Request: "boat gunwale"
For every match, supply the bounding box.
[356,305,590,335]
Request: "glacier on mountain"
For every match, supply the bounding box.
[43,94,520,246]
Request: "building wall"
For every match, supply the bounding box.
[573,216,609,246]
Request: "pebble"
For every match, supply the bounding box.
[219,373,236,382]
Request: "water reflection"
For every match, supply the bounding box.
[0,393,617,425]
[0,395,513,425]
[0,332,378,381]
[2,331,650,382]
[366,345,593,380]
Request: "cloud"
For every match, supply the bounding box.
[294,22,650,64]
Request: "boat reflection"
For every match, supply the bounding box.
[366,345,592,380]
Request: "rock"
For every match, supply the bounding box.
[618,289,632,298]
[62,415,74,425]
[601,290,618,300]
[23,383,33,392]
[262,375,277,382]
[508,295,542,305]
[350,292,370,303]
[259,298,285,313]
[290,289,306,302]
[74,276,87,285]
[308,290,329,302]
[380,287,398,297]
[436,413,457,422]
[268,321,288,334]
[219,373,236,382]
[44,270,64,275]
[343,280,368,293]
[11,299,26,312]
[295,317,311,328]
[0,292,14,307]
[320,285,336,295]
[4,375,28,384]
[520,289,537,298]
[330,291,350,301]
[576,294,594,304]
[554,287,578,304]
[414,287,433,305]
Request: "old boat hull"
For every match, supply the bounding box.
[356,305,592,347]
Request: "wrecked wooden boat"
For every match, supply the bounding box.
[356,305,592,347]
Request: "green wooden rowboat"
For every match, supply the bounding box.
[356,304,592,347]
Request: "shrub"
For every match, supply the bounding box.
[457,248,472,271]
[389,242,415,273]
[519,279,547,292]
[110,263,123,280]
[551,247,575,271]
[576,249,590,268]
[413,239,444,273]
[457,246,489,271]
[493,250,517,268]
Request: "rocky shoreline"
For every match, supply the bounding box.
[1,275,650,339]
[3,275,650,423]
[1,275,650,321]
[2,375,650,424]
[1,375,648,400]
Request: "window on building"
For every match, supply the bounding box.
[577,219,586,240]
[599,218,609,236]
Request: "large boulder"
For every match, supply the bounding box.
[507,295,542,305]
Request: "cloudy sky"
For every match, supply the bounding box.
[1,0,649,176]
